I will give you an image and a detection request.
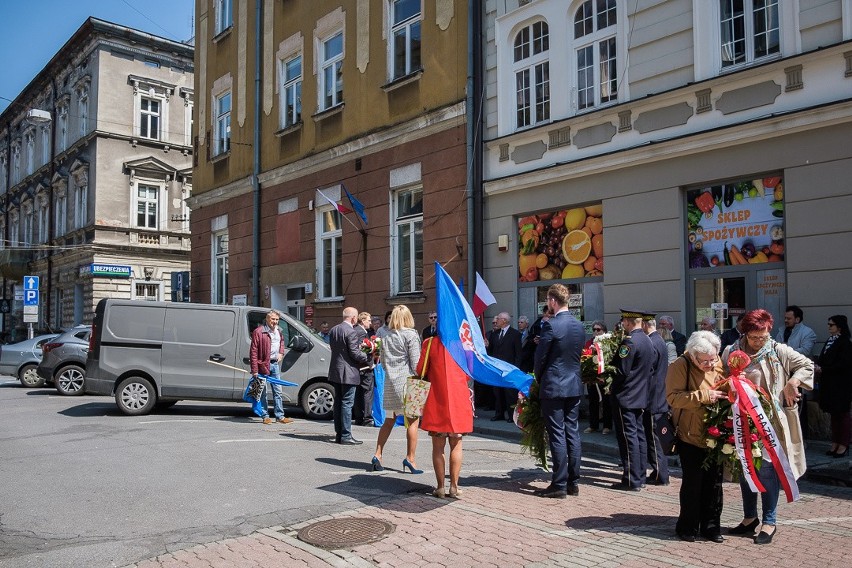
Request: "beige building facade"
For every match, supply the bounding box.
[0,18,194,338]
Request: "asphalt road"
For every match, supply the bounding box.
[0,377,545,568]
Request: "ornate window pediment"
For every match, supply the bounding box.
[123,156,177,183]
[69,158,89,187]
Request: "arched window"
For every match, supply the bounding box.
[573,0,617,110]
[513,21,550,129]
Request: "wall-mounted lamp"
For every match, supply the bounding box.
[497,234,509,252]
[26,109,52,124]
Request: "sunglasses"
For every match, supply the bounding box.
[429,316,437,320]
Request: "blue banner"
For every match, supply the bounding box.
[434,262,532,396]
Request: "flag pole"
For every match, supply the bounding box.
[317,188,365,235]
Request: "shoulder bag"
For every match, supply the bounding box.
[403,337,433,419]
[654,355,688,456]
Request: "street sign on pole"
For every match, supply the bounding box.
[23,275,39,291]
[24,290,39,306]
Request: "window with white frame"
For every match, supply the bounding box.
[279,55,302,128]
[389,0,422,80]
[319,32,344,110]
[212,229,229,304]
[392,186,423,294]
[140,97,161,140]
[720,0,779,68]
[55,192,67,236]
[135,183,160,229]
[133,281,161,301]
[513,20,550,129]
[317,207,342,299]
[74,184,88,229]
[215,0,233,35]
[214,91,231,156]
[78,88,89,136]
[573,0,618,111]
[25,131,35,176]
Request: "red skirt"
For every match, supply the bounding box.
[417,337,474,434]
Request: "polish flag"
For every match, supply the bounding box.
[472,272,496,317]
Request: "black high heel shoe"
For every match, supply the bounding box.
[728,518,760,535]
[402,458,423,474]
[371,456,384,471]
[832,447,849,458]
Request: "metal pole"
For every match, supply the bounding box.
[250,0,263,306]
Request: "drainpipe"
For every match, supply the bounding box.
[46,79,58,328]
[2,124,9,337]
[250,0,262,306]
[466,0,484,299]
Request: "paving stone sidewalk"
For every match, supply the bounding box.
[127,448,852,568]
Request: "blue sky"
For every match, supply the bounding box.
[0,0,195,112]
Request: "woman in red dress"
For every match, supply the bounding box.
[417,336,474,498]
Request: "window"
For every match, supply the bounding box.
[392,186,423,294]
[23,206,33,245]
[390,0,422,80]
[212,230,229,304]
[140,97,161,140]
[0,155,6,193]
[319,32,344,110]
[573,0,618,110]
[513,21,550,129]
[25,132,35,176]
[78,89,88,135]
[215,0,233,35]
[134,282,161,301]
[8,213,19,247]
[135,184,160,229]
[317,207,343,299]
[55,193,67,236]
[74,184,87,229]
[37,201,48,243]
[280,55,302,128]
[41,127,50,164]
[57,106,68,152]
[720,0,779,68]
[214,92,231,156]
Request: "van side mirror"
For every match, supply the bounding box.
[289,335,311,352]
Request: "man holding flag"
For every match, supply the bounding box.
[533,284,585,498]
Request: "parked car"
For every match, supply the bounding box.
[0,334,60,387]
[37,325,92,396]
[86,300,333,418]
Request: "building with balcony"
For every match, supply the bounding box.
[189,0,469,326]
[479,0,852,345]
[0,18,194,339]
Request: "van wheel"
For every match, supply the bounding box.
[19,364,45,388]
[302,381,334,420]
[55,365,86,396]
[116,377,157,416]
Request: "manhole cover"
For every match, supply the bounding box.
[296,518,395,549]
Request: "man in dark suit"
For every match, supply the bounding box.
[533,284,585,498]
[610,309,654,491]
[328,307,370,445]
[520,306,547,372]
[642,314,671,486]
[421,311,438,339]
[659,315,686,356]
[352,312,376,427]
[487,311,524,422]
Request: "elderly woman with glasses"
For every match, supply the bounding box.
[721,309,813,545]
[666,330,728,543]
[584,321,612,434]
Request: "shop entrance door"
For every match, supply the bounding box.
[689,268,786,335]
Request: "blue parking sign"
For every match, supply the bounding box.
[24,290,39,306]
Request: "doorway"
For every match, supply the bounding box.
[689,268,786,335]
[271,284,306,322]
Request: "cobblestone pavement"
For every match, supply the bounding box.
[126,453,852,568]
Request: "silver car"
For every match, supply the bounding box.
[37,326,91,396]
[0,334,60,387]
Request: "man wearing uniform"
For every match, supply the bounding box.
[610,309,653,491]
[642,313,671,486]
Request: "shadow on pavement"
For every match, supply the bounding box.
[316,472,447,512]
[316,456,376,472]
[565,512,673,535]
[59,401,120,417]
[25,388,55,395]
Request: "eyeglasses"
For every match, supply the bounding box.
[429,316,437,320]
[592,327,603,332]
[746,334,771,344]
[695,355,717,366]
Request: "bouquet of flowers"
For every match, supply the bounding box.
[702,350,774,478]
[361,337,381,356]
[580,330,624,393]
[515,376,549,471]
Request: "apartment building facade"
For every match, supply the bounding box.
[0,18,194,338]
[479,0,852,346]
[190,0,469,327]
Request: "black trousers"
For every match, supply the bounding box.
[352,370,374,424]
[676,441,723,536]
[587,384,612,429]
[643,411,670,483]
[612,403,647,488]
[493,386,517,418]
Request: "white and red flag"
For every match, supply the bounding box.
[472,272,496,317]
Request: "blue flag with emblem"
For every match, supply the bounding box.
[434,262,532,396]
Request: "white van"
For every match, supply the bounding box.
[86,299,333,418]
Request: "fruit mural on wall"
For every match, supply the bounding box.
[686,176,784,269]
[518,204,604,282]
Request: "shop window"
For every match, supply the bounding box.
[518,204,603,283]
[720,0,779,68]
[513,20,550,129]
[573,0,618,110]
